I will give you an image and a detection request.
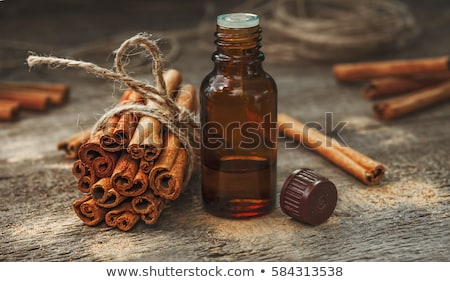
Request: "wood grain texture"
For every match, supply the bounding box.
[1,0,449,261]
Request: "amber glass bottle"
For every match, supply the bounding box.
[200,13,277,218]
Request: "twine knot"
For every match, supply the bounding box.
[27,33,200,186]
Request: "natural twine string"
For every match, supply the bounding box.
[27,33,199,187]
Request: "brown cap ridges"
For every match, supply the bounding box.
[280,168,337,226]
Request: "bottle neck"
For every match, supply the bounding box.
[213,25,265,69]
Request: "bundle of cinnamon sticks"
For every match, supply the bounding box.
[62,69,198,231]
[333,56,450,120]
[0,81,69,121]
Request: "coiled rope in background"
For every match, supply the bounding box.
[237,0,420,61]
[0,0,423,74]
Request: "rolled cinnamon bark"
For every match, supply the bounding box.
[77,175,98,194]
[151,149,187,200]
[72,195,106,226]
[0,81,69,105]
[131,190,165,225]
[79,132,113,165]
[111,152,140,195]
[148,133,180,197]
[139,159,153,174]
[333,56,450,82]
[0,90,50,111]
[163,69,183,98]
[105,202,140,231]
[127,69,182,160]
[127,113,162,161]
[0,99,20,121]
[361,76,450,100]
[278,113,385,185]
[91,152,119,178]
[148,81,196,199]
[72,159,97,194]
[373,80,450,121]
[57,128,91,159]
[100,115,121,152]
[99,90,144,152]
[111,90,144,147]
[72,159,90,179]
[129,167,149,197]
[90,178,127,208]
[78,131,119,181]
[176,84,197,112]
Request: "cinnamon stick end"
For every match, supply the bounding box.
[364,165,386,185]
[360,84,378,100]
[372,103,391,121]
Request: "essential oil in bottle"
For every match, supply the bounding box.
[200,13,278,218]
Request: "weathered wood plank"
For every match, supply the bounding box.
[1,0,449,262]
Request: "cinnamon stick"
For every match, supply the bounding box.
[131,190,165,225]
[139,159,153,174]
[72,159,90,179]
[77,175,99,194]
[373,80,450,121]
[0,99,20,121]
[0,81,69,105]
[361,76,450,100]
[176,84,197,112]
[127,69,182,160]
[72,195,106,226]
[151,149,187,200]
[100,90,144,152]
[278,113,385,185]
[57,128,91,159]
[78,131,111,165]
[0,89,50,111]
[72,159,97,193]
[333,56,450,82]
[105,202,140,231]
[163,69,183,98]
[90,178,126,208]
[148,133,180,197]
[91,152,119,178]
[148,82,196,199]
[100,115,121,152]
[112,90,144,146]
[111,152,140,196]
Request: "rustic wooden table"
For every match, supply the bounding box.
[1,0,449,261]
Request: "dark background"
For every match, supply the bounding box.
[1,0,449,261]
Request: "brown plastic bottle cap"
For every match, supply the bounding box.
[280,168,337,226]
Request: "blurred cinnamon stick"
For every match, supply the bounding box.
[57,128,91,159]
[0,90,50,111]
[0,81,69,105]
[333,56,450,82]
[373,80,450,121]
[0,99,20,121]
[361,75,450,100]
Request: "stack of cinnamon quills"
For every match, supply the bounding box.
[61,69,198,231]
[332,56,450,121]
[0,81,69,121]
